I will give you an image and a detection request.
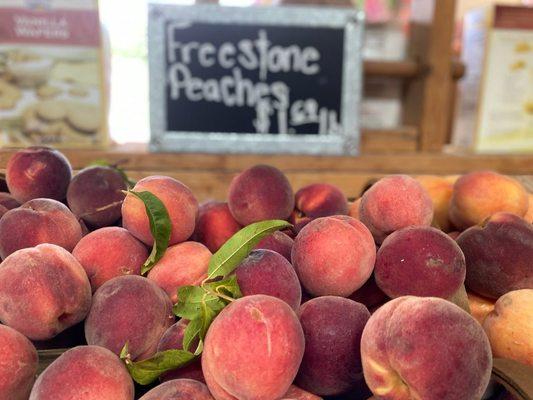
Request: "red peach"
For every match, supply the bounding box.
[0,198,83,259]
[415,175,454,231]
[228,165,294,226]
[359,175,433,244]
[85,275,174,360]
[254,230,294,261]
[6,146,72,203]
[139,379,214,400]
[361,296,492,400]
[292,216,376,297]
[0,324,38,400]
[147,241,211,303]
[122,175,198,246]
[193,201,241,252]
[0,192,20,210]
[29,345,134,400]
[72,227,149,291]
[0,243,91,340]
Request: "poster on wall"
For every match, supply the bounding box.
[148,4,363,155]
[475,5,533,153]
[0,0,108,148]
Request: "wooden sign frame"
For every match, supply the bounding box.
[148,4,364,155]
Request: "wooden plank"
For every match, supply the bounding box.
[363,60,464,80]
[2,147,533,176]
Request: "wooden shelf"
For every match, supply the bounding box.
[363,59,465,80]
[1,146,531,201]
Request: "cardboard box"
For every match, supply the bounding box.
[0,0,108,148]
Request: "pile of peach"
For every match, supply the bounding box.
[0,146,531,400]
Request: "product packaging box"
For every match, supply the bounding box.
[0,0,108,148]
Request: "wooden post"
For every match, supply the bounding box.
[403,0,457,151]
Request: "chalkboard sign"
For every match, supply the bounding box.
[148,4,363,155]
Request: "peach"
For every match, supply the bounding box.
[0,192,20,210]
[202,295,304,400]
[147,241,211,303]
[292,183,349,231]
[467,292,495,325]
[0,198,83,259]
[296,296,370,396]
[449,171,529,230]
[85,275,174,360]
[72,227,149,291]
[291,216,376,297]
[457,212,533,299]
[0,324,38,400]
[157,320,204,383]
[525,194,533,223]
[359,175,433,244]
[193,201,241,252]
[0,243,91,340]
[67,165,127,228]
[139,379,214,400]
[483,289,533,366]
[6,147,72,203]
[122,175,198,246]
[0,205,8,219]
[415,175,454,231]
[228,165,294,226]
[29,345,134,400]
[374,226,466,299]
[282,385,322,400]
[348,275,389,311]
[254,230,294,261]
[235,249,302,310]
[361,296,492,400]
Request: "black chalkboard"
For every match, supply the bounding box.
[164,22,345,135]
[149,4,363,155]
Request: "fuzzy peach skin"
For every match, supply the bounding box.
[73,227,149,291]
[29,345,134,400]
[6,146,72,203]
[193,201,241,252]
[525,194,533,223]
[483,289,533,366]
[0,243,91,340]
[282,385,323,400]
[291,183,349,231]
[122,175,198,246]
[359,175,433,244]
[202,295,305,400]
[0,192,20,210]
[449,171,529,230]
[292,216,376,297]
[140,379,214,400]
[254,230,294,262]
[67,165,127,228]
[467,292,495,325]
[457,212,533,299]
[235,249,302,310]
[228,165,294,226]
[85,275,174,360]
[296,296,370,396]
[415,175,454,231]
[0,205,8,219]
[374,226,466,299]
[0,198,83,259]
[157,320,205,383]
[361,296,492,400]
[348,275,389,312]
[0,325,38,400]
[147,241,211,303]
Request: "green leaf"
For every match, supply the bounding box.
[203,275,243,300]
[88,159,136,189]
[173,286,222,320]
[119,343,196,385]
[127,190,171,275]
[182,318,200,353]
[208,220,292,279]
